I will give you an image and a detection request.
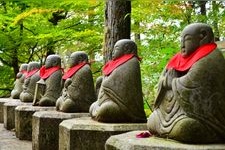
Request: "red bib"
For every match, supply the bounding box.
[26,69,39,78]
[39,66,62,79]
[166,43,216,71]
[62,62,88,80]
[21,70,28,75]
[103,54,137,76]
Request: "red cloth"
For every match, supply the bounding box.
[166,43,217,71]
[103,54,138,76]
[21,70,28,75]
[136,131,152,138]
[39,66,61,79]
[26,69,39,78]
[62,62,88,80]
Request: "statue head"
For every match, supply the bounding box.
[112,39,137,59]
[68,51,88,68]
[27,62,40,71]
[19,64,28,72]
[45,54,61,68]
[180,23,214,57]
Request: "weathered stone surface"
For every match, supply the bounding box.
[90,39,146,123]
[34,54,63,106]
[0,123,32,150]
[3,100,32,130]
[106,131,225,150]
[56,51,96,113]
[11,63,28,99]
[147,23,225,143]
[32,111,89,150]
[0,98,14,123]
[59,117,147,150]
[15,105,55,140]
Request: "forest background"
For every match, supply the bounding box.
[0,0,225,115]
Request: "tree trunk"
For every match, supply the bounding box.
[103,0,131,63]
[134,21,140,43]
[198,1,207,22]
[12,48,19,79]
[212,1,220,41]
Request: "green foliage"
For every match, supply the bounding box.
[0,0,225,105]
[0,65,14,97]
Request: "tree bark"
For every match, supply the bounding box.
[198,1,207,22]
[103,0,131,63]
[212,1,220,41]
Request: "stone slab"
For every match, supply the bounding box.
[15,105,56,140]
[0,123,32,150]
[105,130,225,150]
[32,111,89,150]
[59,117,147,150]
[0,98,15,123]
[3,100,32,130]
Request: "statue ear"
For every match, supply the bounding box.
[124,43,131,54]
[200,29,210,44]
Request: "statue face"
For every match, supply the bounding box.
[180,34,201,57]
[112,42,124,59]
[68,54,79,68]
[20,64,28,71]
[45,57,52,68]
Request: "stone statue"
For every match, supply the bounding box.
[11,63,28,99]
[147,23,225,143]
[33,54,63,106]
[56,51,96,112]
[89,39,146,123]
[20,62,40,102]
[95,76,103,98]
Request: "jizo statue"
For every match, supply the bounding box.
[89,39,146,123]
[147,23,225,143]
[33,54,63,106]
[20,62,40,102]
[11,63,28,99]
[56,51,96,112]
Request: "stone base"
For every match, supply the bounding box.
[105,131,225,150]
[0,98,15,123]
[59,117,147,150]
[15,105,56,140]
[32,111,89,150]
[3,100,32,130]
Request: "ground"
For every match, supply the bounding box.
[0,123,31,150]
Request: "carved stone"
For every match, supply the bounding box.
[106,131,225,150]
[56,51,96,112]
[90,39,146,123]
[0,98,14,123]
[59,117,147,150]
[20,62,40,102]
[3,100,32,130]
[33,54,63,106]
[32,111,89,150]
[15,105,55,140]
[147,23,225,143]
[11,64,28,99]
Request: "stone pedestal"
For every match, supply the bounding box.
[3,100,32,130]
[32,111,89,150]
[59,117,147,150]
[0,98,14,123]
[15,105,56,140]
[105,131,225,150]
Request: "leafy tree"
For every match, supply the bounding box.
[103,0,131,62]
[0,0,104,96]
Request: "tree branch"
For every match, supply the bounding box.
[22,24,36,35]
